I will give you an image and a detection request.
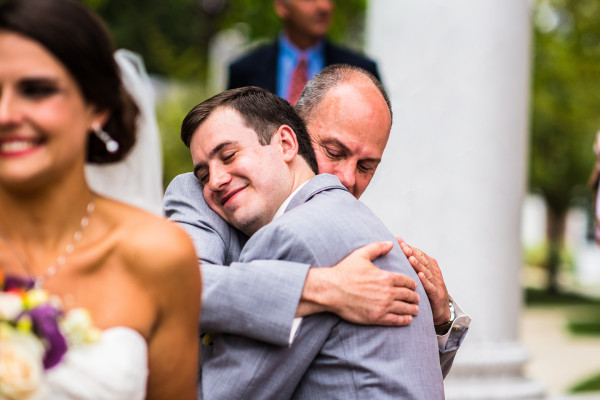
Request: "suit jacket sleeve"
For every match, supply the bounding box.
[163,173,310,345]
[439,328,469,378]
[438,298,470,378]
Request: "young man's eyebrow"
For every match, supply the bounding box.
[193,141,238,175]
[208,141,236,159]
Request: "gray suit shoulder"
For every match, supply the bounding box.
[163,172,244,265]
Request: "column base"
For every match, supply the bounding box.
[444,341,546,399]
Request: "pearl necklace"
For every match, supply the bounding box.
[0,198,96,289]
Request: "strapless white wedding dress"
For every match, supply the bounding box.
[44,327,148,400]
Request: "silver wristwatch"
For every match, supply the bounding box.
[434,300,456,335]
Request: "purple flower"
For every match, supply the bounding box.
[27,305,67,369]
[4,275,34,291]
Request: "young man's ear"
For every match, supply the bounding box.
[275,125,299,163]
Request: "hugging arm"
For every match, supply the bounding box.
[164,173,423,345]
[298,241,420,326]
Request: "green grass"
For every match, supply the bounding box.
[566,305,600,335]
[568,320,600,335]
[524,288,600,394]
[570,371,600,393]
[525,288,600,337]
[525,288,600,306]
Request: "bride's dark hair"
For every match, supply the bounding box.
[0,0,138,163]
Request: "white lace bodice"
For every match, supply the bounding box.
[44,327,148,400]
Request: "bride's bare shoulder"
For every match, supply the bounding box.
[96,196,199,281]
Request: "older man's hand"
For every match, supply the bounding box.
[397,238,450,326]
[297,241,420,326]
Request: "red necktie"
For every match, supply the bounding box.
[287,57,308,105]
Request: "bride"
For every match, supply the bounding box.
[0,0,201,399]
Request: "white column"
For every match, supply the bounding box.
[363,1,545,398]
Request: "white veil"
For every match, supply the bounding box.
[85,49,164,215]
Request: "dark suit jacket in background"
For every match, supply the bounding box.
[227,38,381,93]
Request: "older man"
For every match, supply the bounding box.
[164,65,469,378]
[184,86,444,398]
[293,65,469,337]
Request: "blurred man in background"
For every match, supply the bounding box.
[227,0,379,104]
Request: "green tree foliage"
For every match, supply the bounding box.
[84,0,208,79]
[156,82,210,188]
[531,0,600,292]
[83,0,368,185]
[84,0,367,80]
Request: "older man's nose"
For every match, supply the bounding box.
[336,165,356,194]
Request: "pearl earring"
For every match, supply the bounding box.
[92,122,119,153]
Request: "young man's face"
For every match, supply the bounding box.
[191,107,293,236]
[307,82,391,199]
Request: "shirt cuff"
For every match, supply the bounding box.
[289,317,303,346]
[437,296,471,350]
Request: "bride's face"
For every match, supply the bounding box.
[0,31,103,190]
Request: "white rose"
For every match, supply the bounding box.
[0,326,46,400]
[0,293,24,320]
[61,308,100,345]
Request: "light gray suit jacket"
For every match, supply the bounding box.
[199,174,444,399]
[163,173,465,387]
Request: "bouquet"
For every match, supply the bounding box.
[0,270,99,400]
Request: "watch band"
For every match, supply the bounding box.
[434,300,456,335]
